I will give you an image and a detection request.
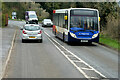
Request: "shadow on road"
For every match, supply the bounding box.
[55,36,97,47]
[67,42,97,46]
[21,40,42,43]
[42,26,52,28]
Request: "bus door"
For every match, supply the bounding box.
[63,11,68,34]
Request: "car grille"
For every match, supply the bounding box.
[47,23,51,25]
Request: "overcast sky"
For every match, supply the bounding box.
[116,0,120,2]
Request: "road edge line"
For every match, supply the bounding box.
[44,31,106,79]
[45,33,89,79]
[0,29,17,79]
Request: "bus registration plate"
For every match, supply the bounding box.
[81,40,88,42]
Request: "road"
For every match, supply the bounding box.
[3,20,119,79]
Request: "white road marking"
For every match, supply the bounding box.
[81,67,93,70]
[90,77,98,79]
[1,29,17,79]
[44,31,107,79]
[47,36,90,79]
[72,60,82,62]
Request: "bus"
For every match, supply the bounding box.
[52,8,100,43]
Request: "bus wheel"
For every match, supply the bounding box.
[55,30,57,37]
[63,33,65,42]
[88,42,92,45]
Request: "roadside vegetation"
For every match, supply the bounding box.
[38,2,120,51]
[0,0,2,27]
[2,2,120,50]
[100,34,120,51]
[2,2,49,26]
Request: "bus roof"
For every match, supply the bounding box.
[53,8,98,13]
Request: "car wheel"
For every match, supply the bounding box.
[40,39,43,43]
[22,39,25,43]
[38,39,42,43]
[26,22,28,24]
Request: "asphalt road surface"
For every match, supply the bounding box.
[3,20,119,79]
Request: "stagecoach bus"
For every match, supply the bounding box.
[52,8,100,43]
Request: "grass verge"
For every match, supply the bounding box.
[99,34,120,51]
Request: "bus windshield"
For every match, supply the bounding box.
[70,10,98,31]
[70,16,98,31]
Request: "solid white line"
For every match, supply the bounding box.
[54,40,106,78]
[47,37,90,79]
[44,31,107,78]
[66,49,106,78]
[0,29,17,79]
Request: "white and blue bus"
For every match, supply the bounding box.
[53,8,100,43]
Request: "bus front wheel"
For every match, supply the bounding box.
[55,30,57,37]
[63,33,65,42]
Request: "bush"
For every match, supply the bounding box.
[105,13,119,39]
[2,14,6,26]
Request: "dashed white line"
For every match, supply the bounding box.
[73,60,82,62]
[81,68,93,70]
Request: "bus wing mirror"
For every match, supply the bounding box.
[64,16,67,20]
[99,17,100,21]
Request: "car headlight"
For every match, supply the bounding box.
[70,32,77,38]
[92,33,98,38]
[44,23,46,25]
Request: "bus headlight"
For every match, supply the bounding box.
[92,33,98,38]
[70,32,77,38]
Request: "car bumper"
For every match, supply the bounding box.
[43,24,53,26]
[22,34,42,40]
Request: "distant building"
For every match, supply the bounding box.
[12,12,17,19]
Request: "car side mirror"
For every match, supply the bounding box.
[20,28,23,30]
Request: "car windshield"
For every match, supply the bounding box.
[70,16,98,31]
[44,19,51,22]
[24,26,40,31]
[29,15,37,18]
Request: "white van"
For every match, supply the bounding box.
[25,11,38,24]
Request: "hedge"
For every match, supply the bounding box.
[2,14,6,26]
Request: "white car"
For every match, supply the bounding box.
[21,24,43,43]
[42,19,53,27]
